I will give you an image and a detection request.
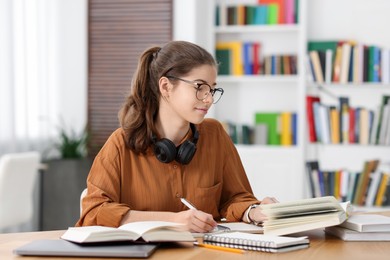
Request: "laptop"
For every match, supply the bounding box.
[14,239,158,258]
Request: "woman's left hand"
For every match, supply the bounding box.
[250,197,279,223]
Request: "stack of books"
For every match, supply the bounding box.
[325,214,390,241]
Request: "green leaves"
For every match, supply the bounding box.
[57,126,90,159]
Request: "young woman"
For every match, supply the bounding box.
[76,41,277,232]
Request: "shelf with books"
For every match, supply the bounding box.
[205,0,306,201]
[179,0,390,203]
[305,91,390,146]
[306,0,390,175]
[305,159,390,208]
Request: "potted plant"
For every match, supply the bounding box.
[41,124,93,231]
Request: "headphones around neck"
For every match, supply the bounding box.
[152,123,199,165]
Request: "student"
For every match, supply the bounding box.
[76,41,278,232]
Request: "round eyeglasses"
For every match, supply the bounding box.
[166,76,224,104]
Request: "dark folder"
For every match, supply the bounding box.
[14,239,158,258]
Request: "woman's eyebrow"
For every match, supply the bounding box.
[193,78,217,86]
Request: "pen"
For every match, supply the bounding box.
[180,198,231,232]
[180,197,197,210]
[194,242,245,254]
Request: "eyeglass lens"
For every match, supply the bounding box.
[196,84,223,104]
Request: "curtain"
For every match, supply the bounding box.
[0,0,87,158]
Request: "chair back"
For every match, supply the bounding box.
[0,151,41,229]
[80,188,88,216]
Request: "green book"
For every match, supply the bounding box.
[245,6,256,25]
[307,41,338,55]
[267,4,279,24]
[255,112,280,145]
[216,49,231,75]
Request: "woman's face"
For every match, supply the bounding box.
[165,65,218,125]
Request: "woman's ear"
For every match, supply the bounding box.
[159,76,172,98]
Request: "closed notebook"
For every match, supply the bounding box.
[339,214,390,232]
[203,232,309,253]
[325,226,390,241]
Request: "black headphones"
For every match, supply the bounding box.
[152,123,199,165]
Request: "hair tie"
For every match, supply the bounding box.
[153,47,161,59]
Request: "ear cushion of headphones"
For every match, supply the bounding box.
[153,138,177,163]
[176,140,197,165]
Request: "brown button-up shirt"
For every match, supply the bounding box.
[76,118,260,227]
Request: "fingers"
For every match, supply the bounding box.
[251,207,268,222]
[251,197,279,223]
[184,209,217,233]
[260,196,279,204]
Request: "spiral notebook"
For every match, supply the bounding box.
[203,232,309,253]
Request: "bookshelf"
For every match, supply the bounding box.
[306,0,390,172]
[174,0,390,204]
[305,0,390,208]
[205,0,307,202]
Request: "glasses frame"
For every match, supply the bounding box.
[166,76,224,104]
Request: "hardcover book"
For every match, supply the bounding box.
[339,214,390,232]
[325,226,390,241]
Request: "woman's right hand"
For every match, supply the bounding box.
[175,209,217,233]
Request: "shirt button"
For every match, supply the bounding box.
[176,193,181,198]
[173,165,178,169]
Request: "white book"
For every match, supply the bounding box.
[325,226,390,241]
[340,42,352,84]
[340,169,350,201]
[378,104,390,145]
[339,214,390,232]
[381,48,390,84]
[325,49,333,84]
[218,2,227,27]
[61,221,195,243]
[365,170,383,207]
[319,104,331,144]
[313,102,322,142]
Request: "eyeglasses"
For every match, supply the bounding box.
[166,76,224,104]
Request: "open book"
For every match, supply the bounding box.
[259,196,349,236]
[61,221,195,243]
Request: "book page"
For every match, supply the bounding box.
[118,221,186,236]
[61,226,139,243]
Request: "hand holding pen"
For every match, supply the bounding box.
[179,197,217,233]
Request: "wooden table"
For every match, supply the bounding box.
[1,227,390,260]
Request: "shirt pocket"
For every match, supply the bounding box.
[194,182,222,218]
